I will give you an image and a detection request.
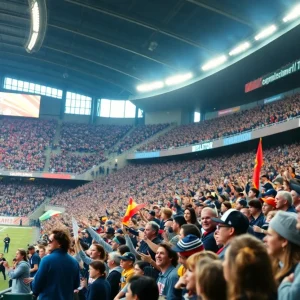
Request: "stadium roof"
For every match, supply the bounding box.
[0,0,298,108]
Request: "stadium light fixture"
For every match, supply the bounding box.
[229,42,251,56]
[165,72,193,86]
[283,4,300,22]
[254,25,277,41]
[201,55,227,71]
[136,81,164,92]
[25,0,47,53]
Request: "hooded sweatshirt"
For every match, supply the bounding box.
[107,266,122,300]
[8,260,31,294]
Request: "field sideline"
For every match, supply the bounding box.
[0,226,35,291]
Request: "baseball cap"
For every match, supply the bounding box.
[261,197,276,208]
[269,211,300,246]
[212,209,249,234]
[118,252,135,262]
[262,189,277,197]
[112,236,126,245]
[172,234,204,257]
[106,227,115,235]
[116,228,123,234]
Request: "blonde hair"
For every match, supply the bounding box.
[186,251,218,271]
[196,258,226,300]
[226,234,276,300]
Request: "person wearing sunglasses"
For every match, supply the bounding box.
[31,229,80,300]
[212,209,249,260]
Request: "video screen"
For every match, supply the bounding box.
[0,92,41,118]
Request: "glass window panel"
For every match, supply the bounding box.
[100,99,110,117]
[17,81,23,88]
[138,109,143,118]
[194,112,201,123]
[5,78,12,86]
[35,84,41,93]
[110,100,125,118]
[125,101,136,118]
[29,83,35,91]
[58,90,63,98]
[12,85,17,91]
[52,89,58,96]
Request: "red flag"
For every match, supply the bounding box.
[253,138,263,189]
[122,197,146,225]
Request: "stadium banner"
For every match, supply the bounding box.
[0,92,41,118]
[0,216,29,226]
[127,118,299,160]
[223,132,252,146]
[264,94,283,104]
[192,142,213,152]
[134,151,160,159]
[245,58,300,93]
[218,106,240,116]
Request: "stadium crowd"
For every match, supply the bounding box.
[138,94,300,151]
[111,124,170,154]
[59,123,132,152]
[0,182,64,216]
[9,138,299,300]
[49,152,106,174]
[0,118,57,171]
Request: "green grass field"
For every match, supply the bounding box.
[0,226,35,291]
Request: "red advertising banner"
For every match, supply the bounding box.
[245,77,263,93]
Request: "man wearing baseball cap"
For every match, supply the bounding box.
[261,197,276,218]
[212,209,249,259]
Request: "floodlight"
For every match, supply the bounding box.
[229,42,251,56]
[283,4,300,22]
[136,81,164,92]
[25,0,47,53]
[165,73,193,86]
[254,25,277,41]
[201,55,227,71]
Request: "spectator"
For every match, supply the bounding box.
[261,175,274,192]
[278,203,300,299]
[220,201,232,215]
[170,216,187,246]
[0,253,6,280]
[248,199,265,240]
[38,245,46,260]
[80,261,111,300]
[32,229,80,300]
[264,211,300,283]
[106,252,122,300]
[261,197,276,217]
[275,191,297,213]
[184,208,201,231]
[126,275,159,300]
[117,252,135,296]
[291,189,300,208]
[212,209,249,259]
[248,187,260,200]
[200,208,218,253]
[235,199,248,211]
[3,249,30,294]
[156,243,179,300]
[28,245,40,278]
[196,258,227,300]
[3,235,10,253]
[223,234,277,300]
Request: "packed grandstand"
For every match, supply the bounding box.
[1,1,300,300]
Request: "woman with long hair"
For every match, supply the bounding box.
[80,261,111,300]
[223,234,277,300]
[3,249,31,294]
[184,207,201,230]
[183,251,219,300]
[264,211,300,284]
[196,257,226,300]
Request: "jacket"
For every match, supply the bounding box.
[107,266,122,300]
[8,260,31,294]
[84,277,111,300]
[32,248,80,300]
[278,263,300,300]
